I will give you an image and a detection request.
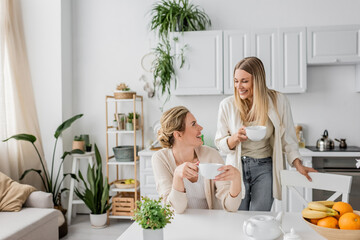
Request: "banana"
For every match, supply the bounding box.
[308,202,338,215]
[314,201,335,208]
[302,208,337,219]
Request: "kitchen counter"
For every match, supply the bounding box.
[299,147,360,157]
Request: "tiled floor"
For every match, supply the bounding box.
[62,214,133,240]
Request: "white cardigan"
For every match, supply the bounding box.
[214,93,301,200]
[152,145,241,214]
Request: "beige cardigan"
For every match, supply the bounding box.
[151,145,242,214]
[215,93,302,200]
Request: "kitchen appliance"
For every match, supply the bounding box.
[316,130,334,150]
[312,155,360,210]
[335,138,347,149]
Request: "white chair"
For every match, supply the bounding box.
[280,170,352,212]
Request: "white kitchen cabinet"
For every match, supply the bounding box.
[173,30,223,95]
[251,28,279,90]
[173,28,306,95]
[138,150,158,199]
[278,28,307,93]
[223,30,251,94]
[307,25,360,64]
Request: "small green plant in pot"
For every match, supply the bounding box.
[127,112,140,130]
[133,197,174,240]
[74,144,111,228]
[73,135,85,151]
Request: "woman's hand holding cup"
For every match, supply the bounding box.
[227,126,248,149]
[214,165,240,182]
[174,161,199,180]
[215,165,241,198]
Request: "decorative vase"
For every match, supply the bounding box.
[126,122,133,131]
[142,228,163,240]
[72,140,85,151]
[90,213,107,228]
[80,134,90,146]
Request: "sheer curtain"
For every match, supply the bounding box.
[0,0,45,190]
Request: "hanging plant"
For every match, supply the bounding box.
[149,0,211,104]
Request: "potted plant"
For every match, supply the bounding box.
[3,114,84,238]
[114,83,136,99]
[127,112,140,130]
[149,0,211,103]
[72,135,85,151]
[126,118,133,131]
[74,144,112,228]
[85,143,92,152]
[133,197,174,240]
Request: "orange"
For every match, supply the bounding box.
[332,202,353,219]
[310,219,319,225]
[339,212,360,230]
[317,216,338,229]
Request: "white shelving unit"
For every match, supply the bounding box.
[105,95,144,220]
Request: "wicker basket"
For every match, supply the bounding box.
[112,192,140,216]
[114,91,136,99]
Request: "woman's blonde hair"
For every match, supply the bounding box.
[158,106,189,148]
[233,57,278,125]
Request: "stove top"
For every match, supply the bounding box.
[306,146,360,152]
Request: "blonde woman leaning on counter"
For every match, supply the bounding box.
[152,106,241,214]
[215,57,316,211]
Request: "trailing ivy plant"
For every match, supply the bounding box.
[149,0,211,106]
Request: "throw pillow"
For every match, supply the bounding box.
[0,171,36,211]
[24,191,53,208]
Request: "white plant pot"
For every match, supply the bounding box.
[142,228,163,240]
[90,213,107,228]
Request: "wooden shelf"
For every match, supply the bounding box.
[111,185,140,193]
[107,159,139,165]
[107,129,141,134]
[105,94,144,222]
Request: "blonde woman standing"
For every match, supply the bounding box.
[152,106,242,214]
[215,57,316,211]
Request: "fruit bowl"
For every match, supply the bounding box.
[114,179,140,189]
[303,210,360,240]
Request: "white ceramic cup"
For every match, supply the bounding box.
[245,126,267,141]
[198,163,223,179]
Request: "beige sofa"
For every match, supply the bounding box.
[0,191,59,240]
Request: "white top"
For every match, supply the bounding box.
[183,174,208,209]
[242,119,274,159]
[117,209,325,240]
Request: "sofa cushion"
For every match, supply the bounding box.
[0,172,36,211]
[0,208,59,240]
[24,191,53,208]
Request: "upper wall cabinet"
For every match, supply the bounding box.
[173,30,223,95]
[251,28,279,90]
[173,28,307,95]
[278,28,307,93]
[307,25,360,64]
[223,30,251,94]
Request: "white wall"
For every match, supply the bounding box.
[21,0,360,193]
[20,0,64,172]
[71,0,360,152]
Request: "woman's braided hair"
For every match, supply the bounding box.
[158,106,189,148]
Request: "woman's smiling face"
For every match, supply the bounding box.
[234,69,253,101]
[179,112,203,147]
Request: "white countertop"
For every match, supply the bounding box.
[299,148,360,157]
[117,209,325,240]
[140,148,360,158]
